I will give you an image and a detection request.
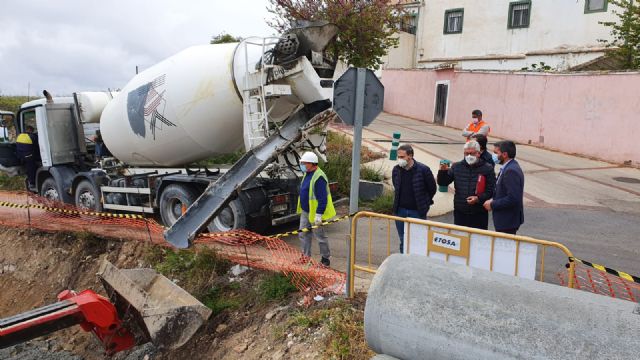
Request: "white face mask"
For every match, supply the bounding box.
[472,118,479,124]
[465,155,478,165]
[397,158,408,168]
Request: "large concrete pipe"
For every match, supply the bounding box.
[364,255,640,360]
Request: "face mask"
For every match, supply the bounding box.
[397,158,408,168]
[465,155,478,165]
[492,153,500,164]
[472,118,479,124]
[299,164,307,172]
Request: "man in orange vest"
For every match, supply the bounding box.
[462,109,490,141]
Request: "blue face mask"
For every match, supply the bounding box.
[299,164,307,173]
[492,153,500,164]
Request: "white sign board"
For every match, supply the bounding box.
[403,223,538,280]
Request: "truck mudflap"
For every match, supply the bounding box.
[165,105,334,248]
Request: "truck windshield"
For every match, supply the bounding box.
[21,111,36,133]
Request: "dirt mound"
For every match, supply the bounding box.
[0,229,371,359]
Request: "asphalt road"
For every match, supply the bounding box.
[280,204,640,289]
[280,112,640,291]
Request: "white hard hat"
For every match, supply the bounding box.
[300,151,318,164]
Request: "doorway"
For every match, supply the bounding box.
[433,83,448,125]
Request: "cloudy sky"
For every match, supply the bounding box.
[0,0,274,96]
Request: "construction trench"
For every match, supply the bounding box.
[0,188,639,359]
[0,193,363,360]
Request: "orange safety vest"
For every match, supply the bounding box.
[465,120,490,139]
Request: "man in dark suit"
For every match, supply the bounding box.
[392,144,437,253]
[483,140,524,234]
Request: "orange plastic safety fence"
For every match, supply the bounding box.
[0,191,346,297]
[557,261,640,303]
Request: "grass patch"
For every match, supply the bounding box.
[361,189,394,214]
[0,174,25,191]
[258,273,297,301]
[289,309,330,328]
[323,131,385,196]
[270,324,287,341]
[283,299,373,359]
[200,285,241,315]
[324,301,373,360]
[145,246,245,315]
[148,247,231,294]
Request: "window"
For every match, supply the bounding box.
[399,14,417,34]
[508,1,531,29]
[585,0,607,13]
[444,8,464,34]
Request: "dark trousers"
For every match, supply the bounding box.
[394,207,425,253]
[453,210,489,230]
[20,154,37,187]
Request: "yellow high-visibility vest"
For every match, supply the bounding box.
[16,133,33,144]
[296,168,336,222]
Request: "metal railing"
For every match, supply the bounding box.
[347,211,576,297]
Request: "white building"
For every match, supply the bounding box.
[384,0,619,71]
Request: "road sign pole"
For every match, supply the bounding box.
[346,68,366,296]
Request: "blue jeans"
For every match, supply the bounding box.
[394,207,425,253]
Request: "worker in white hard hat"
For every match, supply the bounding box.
[296,151,336,266]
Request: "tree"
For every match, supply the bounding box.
[210,32,243,44]
[267,0,404,69]
[600,0,640,69]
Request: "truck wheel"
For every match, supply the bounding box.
[159,184,198,228]
[75,180,103,212]
[40,177,61,202]
[207,199,246,233]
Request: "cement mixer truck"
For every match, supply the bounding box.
[0,22,340,240]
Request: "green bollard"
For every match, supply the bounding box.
[390,132,401,160]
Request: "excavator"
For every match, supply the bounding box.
[0,260,211,355]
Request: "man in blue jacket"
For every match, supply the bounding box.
[483,140,524,234]
[296,151,336,267]
[392,144,437,253]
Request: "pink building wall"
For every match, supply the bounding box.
[382,69,640,165]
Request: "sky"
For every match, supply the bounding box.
[0,0,275,96]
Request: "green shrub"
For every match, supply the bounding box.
[258,273,297,301]
[322,131,385,196]
[360,165,384,182]
[365,190,395,214]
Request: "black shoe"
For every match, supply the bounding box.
[320,257,330,267]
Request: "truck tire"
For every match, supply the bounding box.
[207,199,246,233]
[159,184,247,232]
[74,180,103,212]
[40,177,62,202]
[159,184,198,228]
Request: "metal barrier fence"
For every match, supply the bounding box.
[347,211,576,298]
